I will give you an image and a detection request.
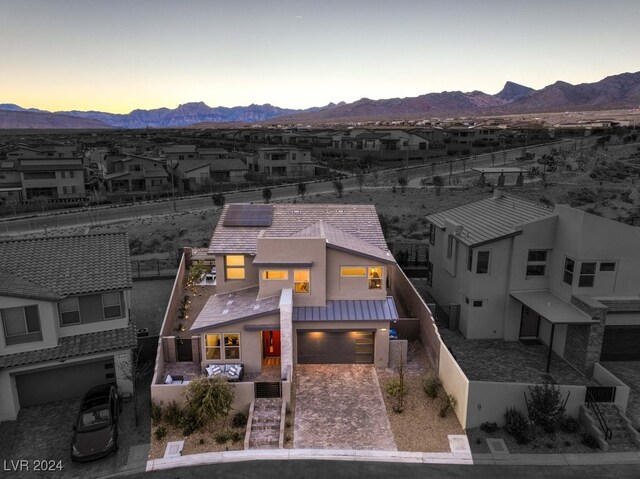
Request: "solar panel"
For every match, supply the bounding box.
[223,204,273,227]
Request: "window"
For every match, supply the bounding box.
[563,257,575,285]
[446,235,454,259]
[578,262,596,288]
[473,300,484,308]
[476,251,490,274]
[466,248,473,271]
[428,223,435,245]
[526,249,547,277]
[427,261,433,286]
[59,293,123,326]
[60,171,66,178]
[262,270,288,280]
[205,334,221,359]
[340,266,366,277]
[600,262,616,272]
[2,306,42,346]
[226,255,245,280]
[368,267,383,289]
[294,270,310,293]
[224,333,240,359]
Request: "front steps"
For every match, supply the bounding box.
[580,403,640,452]
[248,398,282,449]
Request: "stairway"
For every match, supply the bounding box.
[596,404,640,452]
[248,398,282,449]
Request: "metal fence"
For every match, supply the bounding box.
[131,258,179,279]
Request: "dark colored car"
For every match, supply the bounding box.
[71,384,120,462]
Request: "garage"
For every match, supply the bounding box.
[15,357,115,408]
[601,326,640,361]
[297,330,374,364]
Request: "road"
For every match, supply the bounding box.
[0,138,592,236]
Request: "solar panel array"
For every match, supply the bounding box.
[222,204,274,227]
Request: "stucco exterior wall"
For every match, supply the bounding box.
[215,254,259,294]
[325,249,389,301]
[438,344,469,429]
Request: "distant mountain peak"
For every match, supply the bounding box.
[495,81,535,102]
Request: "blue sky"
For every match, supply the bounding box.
[1,0,639,112]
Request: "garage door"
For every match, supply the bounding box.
[15,358,115,408]
[601,326,640,361]
[297,331,374,364]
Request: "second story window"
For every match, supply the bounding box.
[340,266,366,277]
[294,270,310,294]
[446,235,454,259]
[578,262,596,287]
[368,267,383,289]
[59,293,124,326]
[526,250,548,277]
[476,251,490,274]
[428,223,435,246]
[466,248,473,271]
[262,270,288,280]
[1,305,42,346]
[563,257,575,285]
[225,255,245,280]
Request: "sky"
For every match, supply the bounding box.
[1,0,639,113]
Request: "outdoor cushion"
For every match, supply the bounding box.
[206,365,222,377]
[228,366,238,375]
[164,374,173,384]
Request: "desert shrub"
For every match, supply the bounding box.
[215,431,231,444]
[539,197,554,206]
[164,401,183,428]
[183,376,234,431]
[386,379,409,398]
[231,431,244,443]
[480,421,499,434]
[559,416,581,434]
[179,409,200,436]
[439,393,457,418]
[232,411,248,429]
[581,433,600,449]
[422,374,440,399]
[527,381,565,433]
[151,401,163,424]
[505,407,530,444]
[154,426,167,441]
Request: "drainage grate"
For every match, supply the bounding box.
[255,381,281,399]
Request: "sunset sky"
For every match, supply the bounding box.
[1,0,639,113]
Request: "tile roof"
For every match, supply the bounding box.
[598,299,640,312]
[209,158,248,171]
[209,204,389,256]
[190,287,281,332]
[426,193,554,246]
[0,268,62,301]
[0,233,132,300]
[0,324,138,369]
[293,297,398,321]
[291,221,395,263]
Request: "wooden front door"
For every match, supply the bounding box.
[519,306,540,338]
[263,330,281,357]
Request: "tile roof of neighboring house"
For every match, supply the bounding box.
[179,160,212,173]
[17,163,82,171]
[105,171,131,180]
[209,158,248,172]
[209,204,390,256]
[291,221,395,263]
[0,233,132,300]
[355,132,390,140]
[144,168,169,178]
[190,287,280,332]
[293,297,398,321]
[426,193,554,246]
[598,298,640,312]
[0,268,63,301]
[0,324,138,369]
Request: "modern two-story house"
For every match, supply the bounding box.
[425,190,640,376]
[0,233,137,421]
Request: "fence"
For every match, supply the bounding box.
[131,258,179,279]
[387,241,429,267]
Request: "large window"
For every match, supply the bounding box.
[225,255,245,280]
[2,305,42,346]
[340,266,366,277]
[446,235,454,259]
[466,248,473,271]
[224,333,240,359]
[526,250,548,277]
[294,270,310,294]
[578,262,596,288]
[205,334,221,359]
[476,251,490,274]
[59,292,123,326]
[563,257,575,285]
[368,267,383,289]
[262,270,288,280]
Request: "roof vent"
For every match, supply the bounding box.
[454,225,464,235]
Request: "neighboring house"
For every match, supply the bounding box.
[0,233,137,421]
[105,155,169,195]
[161,145,198,162]
[17,157,85,201]
[0,159,24,204]
[209,157,248,183]
[248,147,315,178]
[425,190,640,376]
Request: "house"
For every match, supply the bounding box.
[248,147,315,178]
[151,204,399,409]
[104,154,169,195]
[161,145,198,162]
[0,233,137,421]
[425,190,640,376]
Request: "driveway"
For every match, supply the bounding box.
[0,371,152,479]
[293,364,396,450]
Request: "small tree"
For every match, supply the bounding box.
[212,192,226,208]
[118,346,152,427]
[182,376,234,431]
[527,380,567,433]
[333,180,343,198]
[397,175,408,193]
[433,176,444,196]
[296,182,307,199]
[262,187,272,204]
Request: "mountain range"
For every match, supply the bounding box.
[1,71,639,129]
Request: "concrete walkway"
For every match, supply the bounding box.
[293,365,396,450]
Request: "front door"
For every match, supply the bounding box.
[263,330,281,358]
[519,306,540,338]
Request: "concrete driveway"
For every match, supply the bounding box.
[0,372,152,478]
[293,364,396,450]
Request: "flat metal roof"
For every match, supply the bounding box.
[293,297,398,322]
[510,290,595,325]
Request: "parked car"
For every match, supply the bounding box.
[71,384,120,462]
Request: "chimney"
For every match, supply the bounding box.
[493,188,503,199]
